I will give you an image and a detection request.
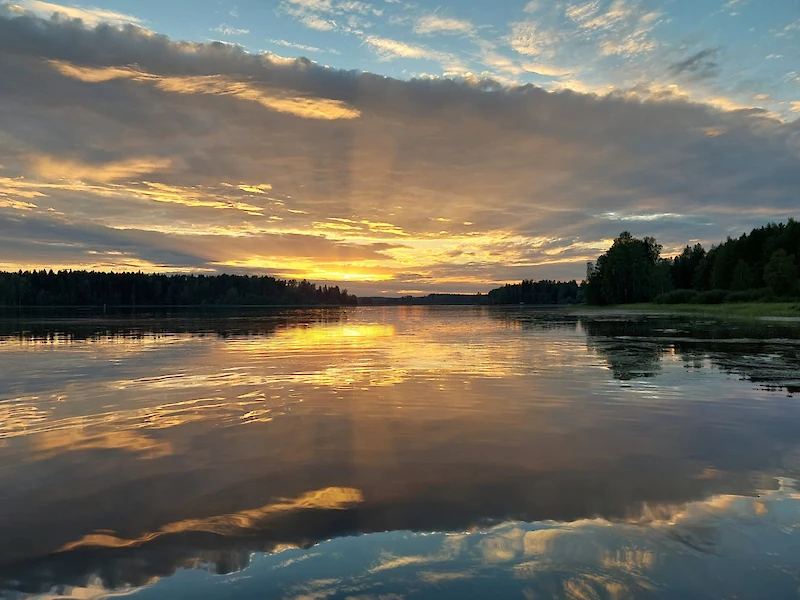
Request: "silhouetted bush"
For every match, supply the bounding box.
[692,290,729,304]
[725,289,769,303]
[654,289,699,304]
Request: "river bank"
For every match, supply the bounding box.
[570,302,800,319]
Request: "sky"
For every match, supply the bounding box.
[0,0,798,295]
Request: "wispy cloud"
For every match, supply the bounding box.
[278,0,383,32]
[508,21,546,57]
[14,0,141,25]
[298,13,336,31]
[212,24,250,36]
[31,155,171,182]
[669,48,720,79]
[361,33,457,65]
[269,39,340,55]
[49,60,361,120]
[522,62,573,77]
[516,0,661,59]
[414,14,475,36]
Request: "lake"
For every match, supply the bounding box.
[1,307,799,599]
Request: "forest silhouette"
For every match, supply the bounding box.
[0,272,357,307]
[0,220,796,307]
[585,219,799,305]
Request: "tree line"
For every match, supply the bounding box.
[586,219,800,305]
[0,271,358,307]
[358,293,486,306]
[486,280,583,305]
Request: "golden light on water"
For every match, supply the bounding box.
[274,323,397,345]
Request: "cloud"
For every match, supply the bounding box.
[414,14,475,36]
[669,48,720,79]
[508,21,549,56]
[0,10,798,293]
[13,0,141,25]
[150,75,362,119]
[362,34,435,60]
[278,0,383,31]
[30,155,171,182]
[560,0,661,57]
[48,60,361,119]
[565,0,601,25]
[522,62,573,77]
[270,38,340,55]
[298,13,336,30]
[212,24,250,36]
[0,199,38,211]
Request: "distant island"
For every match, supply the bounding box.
[1,219,796,310]
[360,281,583,306]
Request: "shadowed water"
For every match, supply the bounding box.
[1,307,799,599]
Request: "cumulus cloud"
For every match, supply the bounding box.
[0,10,798,293]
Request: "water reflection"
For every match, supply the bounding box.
[1,308,799,598]
[583,315,800,392]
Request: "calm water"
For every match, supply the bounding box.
[1,307,800,599]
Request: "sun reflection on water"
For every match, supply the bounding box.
[2,309,800,599]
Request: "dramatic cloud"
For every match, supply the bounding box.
[0,10,798,293]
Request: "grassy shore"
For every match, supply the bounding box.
[574,302,800,319]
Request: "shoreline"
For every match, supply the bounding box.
[568,302,800,320]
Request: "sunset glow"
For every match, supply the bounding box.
[0,1,797,294]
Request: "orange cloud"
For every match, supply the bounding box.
[30,155,171,183]
[49,60,361,120]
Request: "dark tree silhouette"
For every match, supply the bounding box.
[486,280,583,305]
[0,271,358,307]
[585,232,666,305]
[585,219,800,305]
[764,250,798,296]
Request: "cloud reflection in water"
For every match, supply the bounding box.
[0,308,799,598]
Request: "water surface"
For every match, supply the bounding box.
[1,307,799,599]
